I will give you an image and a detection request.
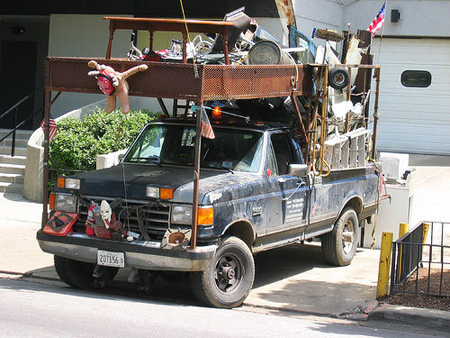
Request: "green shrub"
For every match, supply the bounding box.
[49,108,156,174]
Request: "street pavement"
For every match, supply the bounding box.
[0,157,449,331]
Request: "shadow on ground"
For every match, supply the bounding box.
[20,244,377,315]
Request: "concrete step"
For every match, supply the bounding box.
[0,163,25,175]
[0,173,24,185]
[0,146,27,157]
[1,138,29,148]
[0,129,33,140]
[0,182,23,194]
[0,155,27,166]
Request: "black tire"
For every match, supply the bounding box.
[322,207,359,266]
[190,237,255,308]
[54,256,118,289]
[328,67,350,90]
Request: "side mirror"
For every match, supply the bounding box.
[289,164,309,177]
[118,153,125,162]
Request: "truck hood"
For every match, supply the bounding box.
[75,163,262,204]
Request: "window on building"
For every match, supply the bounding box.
[401,70,432,88]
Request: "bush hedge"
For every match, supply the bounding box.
[49,108,156,173]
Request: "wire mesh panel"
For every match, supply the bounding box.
[46,57,313,101]
[46,57,202,99]
[201,64,313,100]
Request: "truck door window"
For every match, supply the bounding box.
[266,145,278,176]
[270,132,295,175]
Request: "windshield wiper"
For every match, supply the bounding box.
[128,156,160,164]
[224,167,234,174]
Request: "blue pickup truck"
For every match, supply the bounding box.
[37,113,380,308]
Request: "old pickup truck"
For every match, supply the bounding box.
[37,16,381,308]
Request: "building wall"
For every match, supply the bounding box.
[343,0,450,37]
[48,14,132,116]
[294,0,344,37]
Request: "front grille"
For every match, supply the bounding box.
[120,202,171,240]
[79,199,186,240]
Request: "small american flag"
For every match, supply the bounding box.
[40,118,58,142]
[200,107,215,139]
[368,1,386,37]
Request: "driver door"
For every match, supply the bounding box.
[265,131,309,236]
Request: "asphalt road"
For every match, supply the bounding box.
[0,277,447,338]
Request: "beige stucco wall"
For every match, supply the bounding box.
[23,100,107,202]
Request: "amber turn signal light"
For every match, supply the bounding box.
[160,188,174,200]
[197,206,214,225]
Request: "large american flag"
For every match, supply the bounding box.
[200,107,215,139]
[40,118,58,142]
[368,1,386,37]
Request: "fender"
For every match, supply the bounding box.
[221,218,255,247]
[334,193,363,225]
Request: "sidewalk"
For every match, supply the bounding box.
[0,159,449,331]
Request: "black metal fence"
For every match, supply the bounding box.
[390,221,450,297]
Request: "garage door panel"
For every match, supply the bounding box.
[373,38,450,155]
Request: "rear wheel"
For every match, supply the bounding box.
[321,207,359,266]
[54,256,117,289]
[190,237,255,308]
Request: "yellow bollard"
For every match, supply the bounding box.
[422,223,430,244]
[399,223,409,239]
[376,232,393,299]
[422,222,430,256]
[397,223,409,282]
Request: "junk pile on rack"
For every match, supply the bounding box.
[108,7,379,174]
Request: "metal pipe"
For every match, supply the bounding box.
[371,67,381,160]
[344,67,352,133]
[11,109,17,157]
[106,21,114,59]
[191,101,203,249]
[41,90,51,227]
[0,89,38,121]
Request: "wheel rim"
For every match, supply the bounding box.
[342,219,355,255]
[333,73,345,86]
[214,253,243,293]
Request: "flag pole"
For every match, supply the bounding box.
[375,0,387,64]
[191,102,203,249]
[42,89,51,226]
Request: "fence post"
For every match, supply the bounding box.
[376,232,393,299]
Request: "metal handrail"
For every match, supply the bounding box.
[0,88,44,157]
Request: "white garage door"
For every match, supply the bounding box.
[372,38,450,155]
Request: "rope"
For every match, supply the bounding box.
[179,0,199,79]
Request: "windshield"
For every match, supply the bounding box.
[124,124,264,173]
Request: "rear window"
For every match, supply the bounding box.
[401,70,431,88]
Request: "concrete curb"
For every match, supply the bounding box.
[368,303,450,332]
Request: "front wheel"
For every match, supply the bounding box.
[190,237,255,308]
[54,256,117,289]
[321,207,359,266]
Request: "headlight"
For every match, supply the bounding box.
[172,204,192,225]
[171,204,214,226]
[54,193,78,213]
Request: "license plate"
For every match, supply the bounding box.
[97,250,125,268]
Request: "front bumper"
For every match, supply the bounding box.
[37,230,217,272]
